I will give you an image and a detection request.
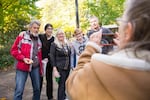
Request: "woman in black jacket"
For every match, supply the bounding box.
[50,29,71,100]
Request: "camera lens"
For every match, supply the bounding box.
[101,39,109,45]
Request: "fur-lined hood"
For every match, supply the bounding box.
[92,49,150,71]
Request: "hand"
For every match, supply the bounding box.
[23,58,33,64]
[53,69,60,78]
[71,67,75,70]
[43,58,48,62]
[113,32,120,46]
[89,30,102,46]
[53,67,60,78]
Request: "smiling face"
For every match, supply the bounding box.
[74,28,84,41]
[57,32,65,42]
[89,17,100,30]
[45,26,53,37]
[29,21,40,36]
[75,33,83,41]
[30,23,40,34]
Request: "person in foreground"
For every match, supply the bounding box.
[11,20,42,100]
[66,0,150,100]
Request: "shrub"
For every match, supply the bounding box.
[0,46,14,69]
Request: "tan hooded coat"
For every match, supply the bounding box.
[66,42,150,100]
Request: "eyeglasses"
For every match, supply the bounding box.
[47,27,53,30]
[75,33,82,36]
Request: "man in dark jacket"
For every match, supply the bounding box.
[87,16,113,54]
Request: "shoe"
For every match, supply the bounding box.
[48,99,57,100]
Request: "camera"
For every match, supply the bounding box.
[101,33,116,46]
[87,30,116,46]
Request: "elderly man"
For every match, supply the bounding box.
[10,20,42,100]
[87,16,113,54]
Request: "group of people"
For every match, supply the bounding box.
[10,17,97,100]
[10,0,150,100]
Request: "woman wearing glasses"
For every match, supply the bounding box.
[50,29,71,100]
[66,0,150,100]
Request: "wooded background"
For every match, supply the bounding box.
[0,0,124,69]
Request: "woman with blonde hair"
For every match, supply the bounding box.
[50,29,71,100]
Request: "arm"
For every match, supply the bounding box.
[66,42,102,100]
[70,45,76,68]
[66,31,102,98]
[75,31,102,69]
[10,32,34,64]
[10,34,25,61]
[49,43,60,77]
[49,43,56,67]
[74,42,101,70]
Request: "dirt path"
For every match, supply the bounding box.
[0,68,58,100]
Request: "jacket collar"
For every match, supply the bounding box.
[24,31,42,49]
[92,49,150,71]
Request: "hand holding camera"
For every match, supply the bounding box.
[89,30,102,46]
[101,33,116,46]
[113,32,120,46]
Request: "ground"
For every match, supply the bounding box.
[0,68,58,100]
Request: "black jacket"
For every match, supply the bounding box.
[39,34,54,59]
[50,42,71,70]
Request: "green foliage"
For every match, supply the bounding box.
[38,0,124,37]
[0,0,41,68]
[85,0,125,25]
[0,0,125,68]
[0,30,19,69]
[0,46,14,69]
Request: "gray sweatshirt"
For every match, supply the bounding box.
[71,37,88,68]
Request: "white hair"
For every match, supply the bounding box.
[54,29,69,48]
[28,20,41,29]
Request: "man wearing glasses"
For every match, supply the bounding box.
[39,23,55,100]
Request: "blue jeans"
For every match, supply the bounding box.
[14,67,40,100]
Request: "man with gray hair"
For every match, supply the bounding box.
[87,16,113,54]
[10,20,42,100]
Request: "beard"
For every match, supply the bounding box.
[30,32,38,37]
